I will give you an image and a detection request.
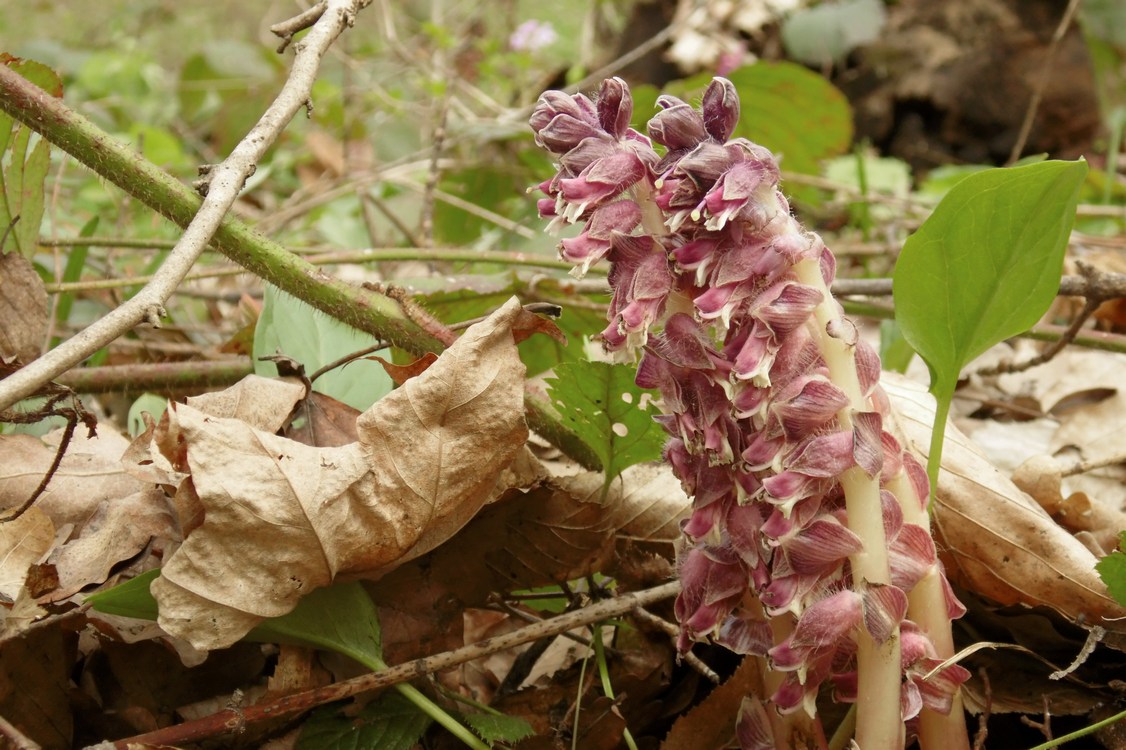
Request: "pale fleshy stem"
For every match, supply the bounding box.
[887,470,971,750]
[794,254,904,750]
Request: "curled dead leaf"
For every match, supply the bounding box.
[151,297,531,649]
[883,375,1126,636]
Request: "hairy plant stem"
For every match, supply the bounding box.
[794,256,903,750]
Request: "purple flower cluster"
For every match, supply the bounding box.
[530,77,969,735]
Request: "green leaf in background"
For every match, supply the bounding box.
[0,57,61,257]
[297,692,433,750]
[546,361,666,490]
[1096,532,1126,608]
[878,319,915,375]
[418,283,607,376]
[255,284,394,411]
[781,0,887,67]
[127,393,169,437]
[893,159,1087,501]
[464,712,535,745]
[52,217,98,344]
[665,62,853,204]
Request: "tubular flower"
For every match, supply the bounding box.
[530,77,968,739]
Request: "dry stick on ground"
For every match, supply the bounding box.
[109,580,682,749]
[0,0,366,412]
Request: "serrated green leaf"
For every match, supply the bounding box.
[546,361,666,488]
[1096,532,1126,608]
[464,712,535,744]
[893,160,1087,403]
[297,692,432,750]
[254,284,394,411]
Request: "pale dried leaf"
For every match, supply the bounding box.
[0,506,54,600]
[186,374,305,432]
[0,429,142,528]
[45,487,177,601]
[152,298,530,650]
[884,375,1126,634]
[558,463,688,543]
[0,252,48,363]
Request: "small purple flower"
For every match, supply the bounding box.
[509,19,558,52]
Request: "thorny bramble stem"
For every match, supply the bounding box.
[530,77,970,749]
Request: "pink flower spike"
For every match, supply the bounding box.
[751,282,823,339]
[648,95,708,150]
[736,696,776,750]
[702,77,739,143]
[770,377,850,440]
[719,613,774,656]
[889,523,937,591]
[861,582,908,644]
[852,410,884,478]
[785,517,864,575]
[788,589,863,652]
[597,77,633,139]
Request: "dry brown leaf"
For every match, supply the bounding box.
[0,251,48,363]
[185,374,305,431]
[150,297,531,650]
[556,463,688,543]
[0,506,54,600]
[884,375,1126,634]
[286,391,360,447]
[0,429,141,528]
[45,487,176,601]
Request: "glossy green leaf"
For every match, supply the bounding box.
[894,160,1087,400]
[297,692,432,750]
[546,361,666,489]
[53,217,98,342]
[254,284,394,411]
[1096,532,1126,608]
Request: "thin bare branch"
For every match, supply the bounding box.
[110,580,682,749]
[0,0,367,412]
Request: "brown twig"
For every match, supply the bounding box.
[633,606,720,684]
[1007,0,1084,164]
[0,0,369,413]
[53,358,253,395]
[109,580,681,749]
[0,386,96,522]
[972,668,991,750]
[269,1,328,53]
